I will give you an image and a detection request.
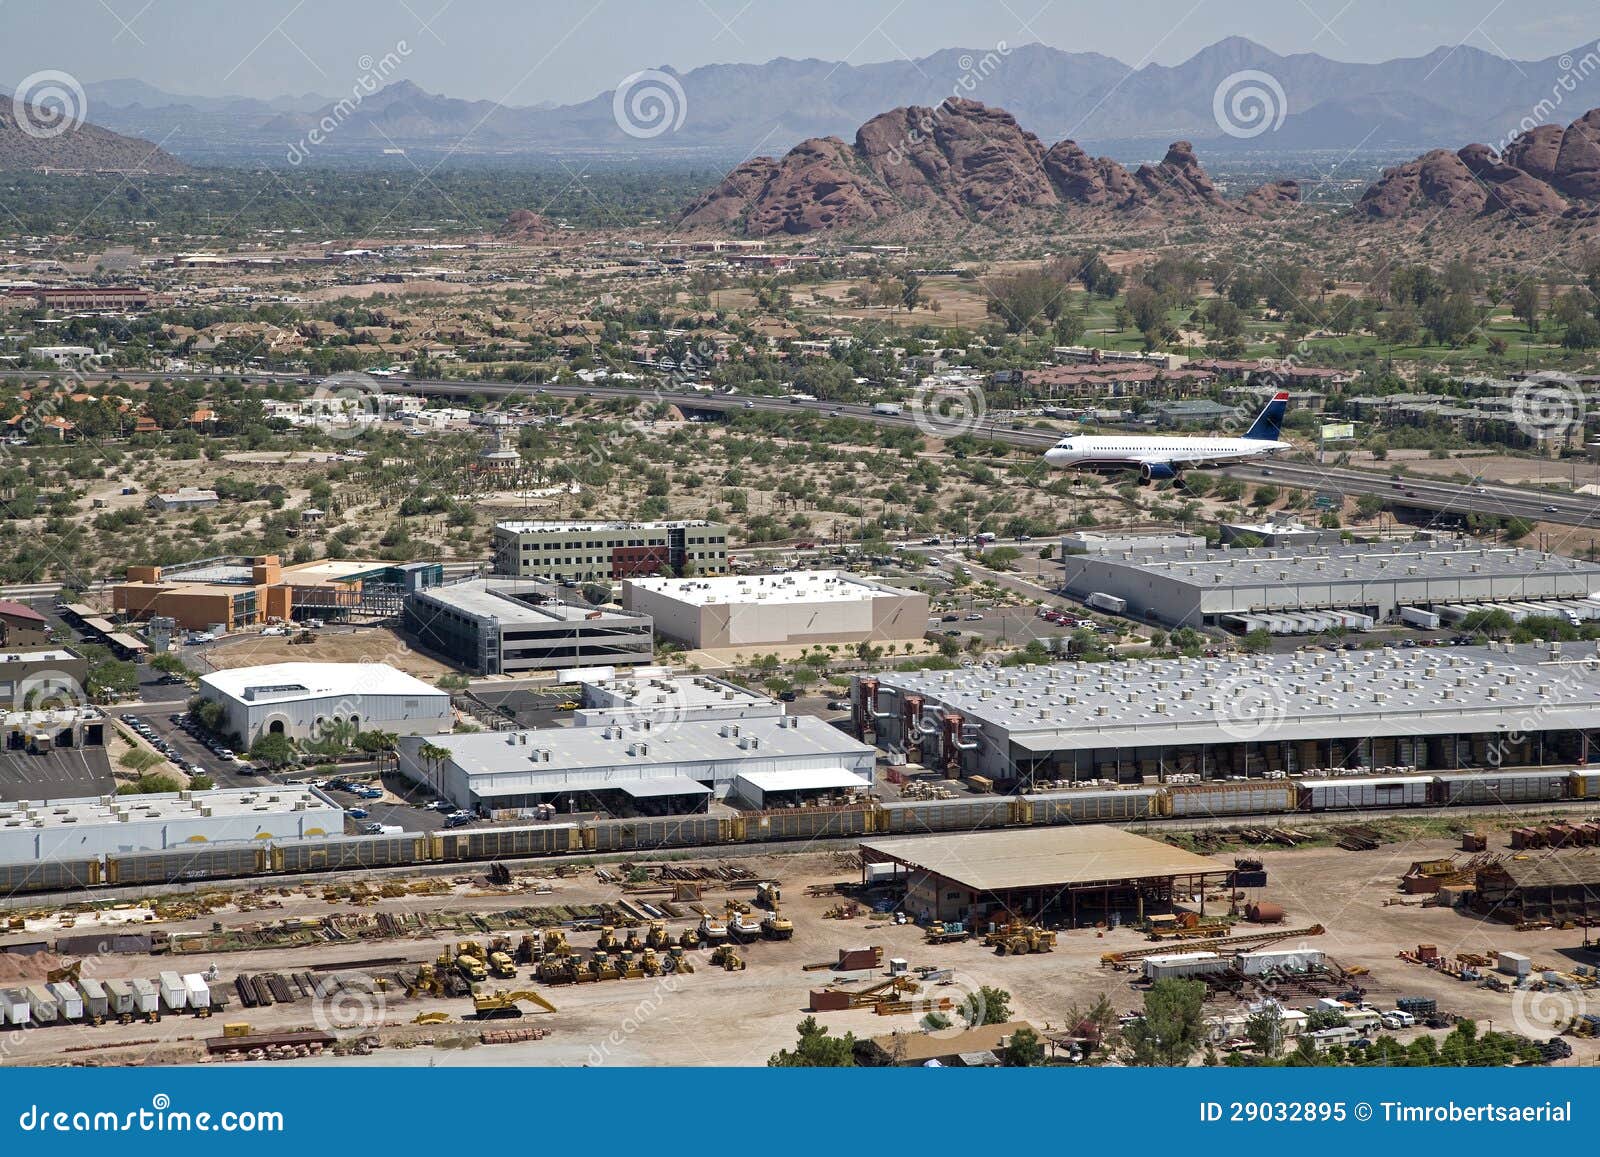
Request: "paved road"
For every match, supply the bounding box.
[67,369,1600,531]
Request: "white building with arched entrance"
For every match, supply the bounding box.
[198,662,453,748]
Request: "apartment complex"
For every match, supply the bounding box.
[491,520,730,582]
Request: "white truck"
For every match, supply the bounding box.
[872,402,903,416]
[1085,591,1127,614]
[1398,606,1441,630]
[129,978,160,1018]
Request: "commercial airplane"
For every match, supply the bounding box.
[1043,391,1292,483]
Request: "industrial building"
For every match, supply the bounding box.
[853,643,1600,785]
[1060,542,1600,633]
[572,671,783,728]
[402,577,653,675]
[623,570,929,650]
[0,649,90,705]
[115,555,443,631]
[861,827,1230,924]
[197,662,453,746]
[491,519,730,582]
[0,786,343,866]
[395,714,874,815]
[1474,854,1600,923]
[0,600,51,648]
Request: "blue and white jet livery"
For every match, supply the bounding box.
[1043,391,1291,483]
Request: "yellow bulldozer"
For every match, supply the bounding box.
[984,922,1057,956]
[709,944,746,971]
[470,988,558,1020]
[645,921,673,951]
[595,926,622,952]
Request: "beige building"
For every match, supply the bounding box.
[622,570,929,650]
[492,520,729,582]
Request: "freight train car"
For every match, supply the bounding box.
[1023,788,1159,824]
[104,844,265,886]
[272,833,429,873]
[877,798,1015,835]
[0,858,100,894]
[1297,775,1433,811]
[1568,770,1600,799]
[1161,781,1299,819]
[1435,770,1569,807]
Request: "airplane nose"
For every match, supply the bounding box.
[1044,448,1066,466]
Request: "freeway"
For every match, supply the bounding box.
[63,369,1600,529]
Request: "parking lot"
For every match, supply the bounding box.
[117,708,258,789]
[0,746,114,802]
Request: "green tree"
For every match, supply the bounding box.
[1002,1025,1047,1067]
[1245,1002,1286,1059]
[249,732,297,769]
[1123,979,1207,1067]
[768,1016,856,1067]
[960,985,1013,1027]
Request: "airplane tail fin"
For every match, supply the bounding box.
[1243,392,1289,441]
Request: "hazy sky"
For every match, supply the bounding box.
[2,0,1596,105]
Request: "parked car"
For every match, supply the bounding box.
[345,807,369,820]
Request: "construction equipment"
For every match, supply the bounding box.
[536,953,578,984]
[727,907,763,942]
[595,926,622,952]
[46,960,82,985]
[823,903,861,920]
[470,989,558,1020]
[983,922,1057,955]
[755,882,781,909]
[542,929,572,957]
[924,921,970,944]
[414,1011,450,1025]
[709,945,745,971]
[487,950,517,980]
[697,912,728,944]
[678,927,700,950]
[663,945,694,974]
[453,943,488,984]
[761,908,794,940]
[645,921,673,950]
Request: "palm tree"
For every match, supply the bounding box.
[417,742,452,798]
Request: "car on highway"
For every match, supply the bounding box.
[963,613,984,621]
[1545,504,1559,513]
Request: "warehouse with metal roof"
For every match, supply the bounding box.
[1060,542,1600,631]
[861,827,1231,924]
[853,642,1600,784]
[395,714,874,816]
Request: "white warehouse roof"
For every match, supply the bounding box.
[626,570,909,607]
[200,662,445,703]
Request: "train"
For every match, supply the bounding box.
[3,766,1599,900]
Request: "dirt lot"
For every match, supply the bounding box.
[197,626,453,681]
[2,819,1598,1068]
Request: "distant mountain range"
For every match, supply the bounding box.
[0,98,187,175]
[48,36,1600,164]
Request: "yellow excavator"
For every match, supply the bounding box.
[761,907,794,940]
[470,988,558,1020]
